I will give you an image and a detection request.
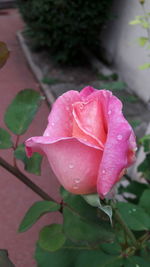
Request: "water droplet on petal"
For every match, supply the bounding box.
[69,164,74,169]
[80,103,84,110]
[74,178,80,183]
[102,169,106,174]
[51,122,55,126]
[108,110,112,115]
[117,134,123,140]
[73,184,78,189]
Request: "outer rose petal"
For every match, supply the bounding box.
[29,138,102,194]
[97,95,135,198]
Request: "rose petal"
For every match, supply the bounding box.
[43,138,102,194]
[43,90,80,138]
[97,95,134,198]
[72,98,106,148]
[80,86,95,99]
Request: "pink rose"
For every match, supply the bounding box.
[25,86,136,199]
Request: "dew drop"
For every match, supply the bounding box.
[73,184,78,189]
[132,208,136,212]
[80,103,84,110]
[74,178,80,183]
[117,134,123,140]
[69,164,74,169]
[102,169,106,174]
[108,110,112,115]
[51,122,55,126]
[129,210,132,214]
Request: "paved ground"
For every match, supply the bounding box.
[0,9,61,267]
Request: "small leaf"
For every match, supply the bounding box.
[99,81,126,91]
[42,77,60,85]
[0,249,15,266]
[116,202,150,231]
[19,201,60,232]
[139,63,150,70]
[39,224,66,252]
[0,128,13,149]
[137,37,148,47]
[140,134,150,152]
[14,144,42,175]
[0,42,9,69]
[138,153,150,180]
[129,19,141,25]
[5,89,42,135]
[139,189,150,216]
[82,194,112,224]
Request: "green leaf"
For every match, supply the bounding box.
[19,201,60,232]
[116,202,150,231]
[39,224,66,252]
[137,37,148,47]
[14,144,43,175]
[4,89,42,135]
[124,256,150,267]
[0,42,9,69]
[35,243,78,267]
[0,128,13,149]
[82,194,112,224]
[139,189,150,216]
[99,81,126,91]
[139,63,150,70]
[140,134,150,152]
[0,249,15,267]
[129,19,141,25]
[138,153,150,180]
[63,206,114,245]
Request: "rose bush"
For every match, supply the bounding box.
[25,86,136,198]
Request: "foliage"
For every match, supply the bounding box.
[17,0,113,63]
[129,1,150,69]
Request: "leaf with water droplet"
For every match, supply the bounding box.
[82,194,112,224]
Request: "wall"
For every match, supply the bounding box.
[101,0,150,103]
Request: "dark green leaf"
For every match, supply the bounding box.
[124,256,150,267]
[14,144,43,175]
[140,134,150,152]
[99,81,126,91]
[139,189,150,216]
[116,202,150,231]
[42,77,60,85]
[138,153,150,180]
[63,206,114,244]
[5,89,42,135]
[0,250,15,267]
[75,250,123,267]
[39,224,66,252]
[100,242,121,255]
[82,194,112,224]
[19,201,60,232]
[0,128,12,149]
[0,42,9,69]
[35,243,77,267]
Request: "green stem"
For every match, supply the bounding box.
[113,204,138,248]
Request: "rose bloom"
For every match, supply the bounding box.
[25,86,136,199]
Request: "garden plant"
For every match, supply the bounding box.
[0,42,150,267]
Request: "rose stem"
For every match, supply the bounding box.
[13,134,20,168]
[0,156,56,202]
[113,204,138,248]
